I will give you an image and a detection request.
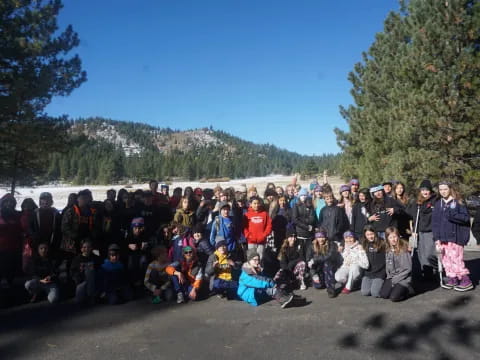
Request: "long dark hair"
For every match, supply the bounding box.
[361,225,385,251]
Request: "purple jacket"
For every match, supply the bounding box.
[432,199,470,246]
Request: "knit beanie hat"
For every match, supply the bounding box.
[215,240,227,249]
[314,231,327,239]
[419,179,433,191]
[192,223,204,234]
[343,231,355,239]
[131,217,145,228]
[298,188,308,197]
[339,185,350,193]
[349,179,360,186]
[314,185,323,192]
[370,185,384,193]
[39,192,53,201]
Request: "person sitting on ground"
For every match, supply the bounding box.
[70,240,101,305]
[205,240,239,299]
[334,231,369,295]
[99,244,132,305]
[379,227,413,302]
[25,243,59,304]
[360,225,386,298]
[237,250,295,308]
[125,217,151,287]
[306,229,341,298]
[144,245,173,304]
[166,246,203,304]
[275,228,307,291]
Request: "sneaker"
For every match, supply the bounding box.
[341,287,351,295]
[327,288,337,298]
[454,275,473,292]
[441,276,457,290]
[176,292,185,304]
[300,280,307,291]
[275,290,294,308]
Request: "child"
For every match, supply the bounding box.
[192,223,214,271]
[24,243,59,304]
[380,227,412,301]
[70,240,101,304]
[334,231,369,294]
[100,244,132,305]
[243,197,272,260]
[210,202,236,251]
[237,250,294,308]
[275,229,307,290]
[270,195,293,252]
[292,188,317,246]
[125,217,150,287]
[168,224,195,262]
[368,185,399,239]
[432,181,473,291]
[360,226,386,298]
[306,229,340,298]
[173,196,196,228]
[319,192,349,244]
[144,246,173,304]
[166,246,203,303]
[337,185,354,224]
[350,188,372,239]
[313,185,326,221]
[205,240,238,299]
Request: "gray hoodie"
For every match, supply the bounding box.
[386,250,412,287]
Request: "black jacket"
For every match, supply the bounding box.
[31,256,57,281]
[319,205,349,243]
[279,243,305,271]
[364,244,386,279]
[306,241,340,270]
[292,202,317,239]
[350,201,370,238]
[368,197,400,233]
[70,253,101,284]
[406,195,436,233]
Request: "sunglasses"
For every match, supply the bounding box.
[184,251,193,255]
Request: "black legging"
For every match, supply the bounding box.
[380,278,409,302]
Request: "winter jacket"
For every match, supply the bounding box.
[314,198,326,221]
[292,202,317,239]
[306,241,340,271]
[432,199,471,246]
[61,205,100,254]
[368,197,399,233]
[279,243,305,271]
[350,201,370,239]
[319,205,349,243]
[237,263,275,306]
[205,250,234,281]
[166,259,203,289]
[194,238,214,269]
[393,199,412,238]
[242,208,272,245]
[472,208,480,245]
[406,195,436,233]
[271,207,292,247]
[168,234,196,262]
[31,256,57,281]
[70,253,101,284]
[210,215,235,251]
[0,210,22,253]
[364,245,386,279]
[385,250,411,287]
[31,207,62,251]
[173,209,195,228]
[338,242,369,270]
[100,259,128,292]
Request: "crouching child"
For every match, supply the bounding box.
[144,246,174,304]
[70,240,101,304]
[99,244,133,305]
[205,240,239,299]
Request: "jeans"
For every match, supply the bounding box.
[75,268,96,303]
[360,277,384,297]
[247,243,265,260]
[25,279,59,303]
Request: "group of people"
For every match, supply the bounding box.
[0,177,478,309]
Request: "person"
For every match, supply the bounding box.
[0,194,22,288]
[275,229,307,290]
[360,226,386,298]
[392,182,412,238]
[210,202,235,251]
[432,181,473,291]
[242,196,272,260]
[168,223,195,262]
[173,196,196,228]
[166,246,204,304]
[270,195,292,252]
[306,230,340,297]
[472,206,480,246]
[383,181,393,197]
[313,185,326,221]
[379,227,412,302]
[144,245,173,304]
[70,240,100,304]
[205,240,238,299]
[31,192,62,257]
[292,188,316,250]
[237,250,294,308]
[350,179,360,201]
[192,223,214,271]
[275,186,284,197]
[247,186,258,200]
[318,192,349,244]
[125,217,151,287]
[368,185,399,239]
[99,244,132,305]
[407,179,437,281]
[334,231,369,294]
[337,185,354,224]
[350,188,371,239]
[100,199,121,258]
[24,243,60,303]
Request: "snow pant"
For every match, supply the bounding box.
[0,251,19,286]
[25,279,59,303]
[418,232,436,271]
[335,264,363,290]
[75,268,96,303]
[247,243,265,260]
[380,278,409,302]
[310,261,336,290]
[439,242,470,279]
[361,277,384,297]
[212,278,238,299]
[274,261,306,284]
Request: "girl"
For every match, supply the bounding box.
[350,188,372,239]
[271,195,292,252]
[392,182,412,239]
[380,227,412,302]
[275,229,307,290]
[313,185,326,221]
[306,229,340,297]
[292,188,317,247]
[432,181,473,291]
[368,185,399,239]
[25,243,59,304]
[338,185,354,224]
[360,226,386,298]
[173,196,196,228]
[70,240,100,304]
[319,192,349,244]
[166,246,203,303]
[334,231,369,294]
[406,179,437,281]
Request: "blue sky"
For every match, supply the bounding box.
[46,0,399,155]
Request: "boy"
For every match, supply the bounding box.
[70,240,101,304]
[144,246,173,303]
[25,243,59,304]
[205,240,238,299]
[319,193,349,244]
[210,202,235,251]
[243,197,272,260]
[100,244,132,305]
[166,246,203,303]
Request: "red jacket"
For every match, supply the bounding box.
[243,208,272,245]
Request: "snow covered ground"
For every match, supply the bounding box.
[1,175,344,210]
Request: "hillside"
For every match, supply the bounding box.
[44,117,340,185]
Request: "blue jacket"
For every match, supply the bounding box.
[237,263,275,306]
[432,199,470,245]
[210,215,235,251]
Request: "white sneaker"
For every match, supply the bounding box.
[300,281,307,291]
